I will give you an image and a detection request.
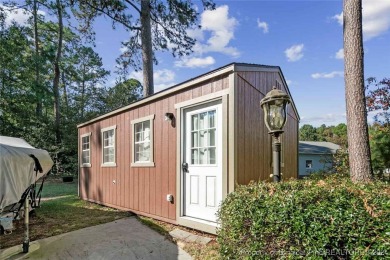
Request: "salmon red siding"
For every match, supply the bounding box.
[78,76,230,222]
[78,64,300,228]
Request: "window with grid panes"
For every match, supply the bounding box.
[131,114,155,167]
[134,120,151,162]
[102,127,116,165]
[81,134,91,166]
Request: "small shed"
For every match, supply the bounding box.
[298,141,340,177]
[77,63,300,233]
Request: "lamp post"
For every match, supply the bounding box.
[260,87,291,182]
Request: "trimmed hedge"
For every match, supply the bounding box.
[217,174,389,259]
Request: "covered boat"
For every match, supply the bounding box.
[0,136,54,212]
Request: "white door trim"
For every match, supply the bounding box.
[182,101,222,222]
[175,94,229,233]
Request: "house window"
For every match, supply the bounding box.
[101,125,116,167]
[306,160,313,169]
[131,115,155,167]
[81,132,91,167]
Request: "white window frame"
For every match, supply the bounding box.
[131,114,155,167]
[101,125,117,167]
[80,132,92,167]
[306,160,313,169]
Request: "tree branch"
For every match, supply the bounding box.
[83,1,141,31]
[0,4,29,11]
[123,0,141,14]
[148,11,193,46]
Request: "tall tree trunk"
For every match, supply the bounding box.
[53,0,64,143]
[81,83,85,120]
[33,0,42,117]
[61,71,68,110]
[343,0,372,182]
[80,63,86,120]
[141,0,154,97]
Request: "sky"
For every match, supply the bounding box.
[2,0,390,127]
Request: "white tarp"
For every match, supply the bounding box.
[0,136,54,211]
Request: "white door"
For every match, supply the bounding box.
[183,101,222,222]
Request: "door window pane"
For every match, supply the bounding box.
[192,115,198,131]
[199,112,207,130]
[191,149,198,164]
[208,110,215,128]
[191,132,198,148]
[209,148,216,164]
[208,129,215,146]
[189,109,217,165]
[199,130,206,148]
[199,148,206,164]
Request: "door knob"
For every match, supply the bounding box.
[182,162,189,173]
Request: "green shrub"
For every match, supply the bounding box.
[217,175,389,259]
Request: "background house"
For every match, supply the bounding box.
[77,63,300,233]
[298,141,340,177]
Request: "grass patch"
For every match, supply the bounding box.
[0,186,129,249]
[138,217,171,237]
[182,240,220,260]
[40,182,78,198]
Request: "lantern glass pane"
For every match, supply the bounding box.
[266,100,287,131]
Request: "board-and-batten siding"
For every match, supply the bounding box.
[235,71,298,184]
[78,75,230,222]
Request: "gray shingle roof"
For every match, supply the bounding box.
[299,141,341,154]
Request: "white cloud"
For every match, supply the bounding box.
[257,18,269,33]
[175,56,215,68]
[332,13,343,25]
[154,83,175,93]
[285,44,304,62]
[191,5,240,58]
[286,80,292,85]
[311,71,344,79]
[1,5,45,27]
[187,28,204,42]
[154,69,175,84]
[332,0,390,40]
[129,69,176,93]
[335,48,344,59]
[300,113,346,125]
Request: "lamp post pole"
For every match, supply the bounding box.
[272,134,281,182]
[260,87,290,183]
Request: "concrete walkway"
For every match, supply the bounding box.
[0,217,192,260]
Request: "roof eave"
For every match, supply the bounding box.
[77,63,299,128]
[77,63,237,128]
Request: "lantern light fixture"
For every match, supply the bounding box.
[260,86,291,182]
[260,87,291,135]
[165,112,174,121]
